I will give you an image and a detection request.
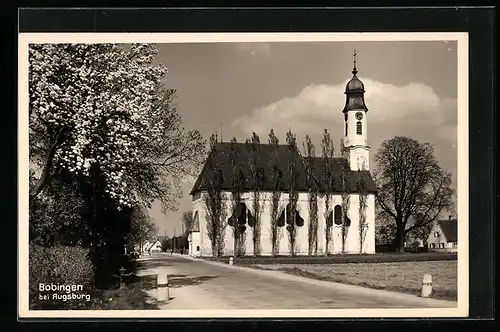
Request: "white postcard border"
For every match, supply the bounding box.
[18,32,469,319]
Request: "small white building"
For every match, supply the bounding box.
[189,58,378,257]
[141,239,162,254]
[427,217,458,253]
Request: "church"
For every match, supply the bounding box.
[188,54,378,257]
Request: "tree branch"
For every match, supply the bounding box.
[29,126,66,199]
[375,194,398,220]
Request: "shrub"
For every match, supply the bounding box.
[121,253,137,274]
[29,245,95,309]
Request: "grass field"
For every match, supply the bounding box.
[207,252,457,265]
[254,260,457,300]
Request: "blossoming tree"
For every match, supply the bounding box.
[29,43,205,211]
[29,43,205,288]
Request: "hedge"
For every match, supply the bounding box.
[29,245,96,309]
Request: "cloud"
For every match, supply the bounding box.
[231,78,458,187]
[234,43,272,57]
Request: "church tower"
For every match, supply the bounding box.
[342,50,370,171]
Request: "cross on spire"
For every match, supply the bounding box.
[352,49,358,75]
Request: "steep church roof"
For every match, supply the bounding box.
[190,142,377,195]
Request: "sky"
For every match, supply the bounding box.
[148,40,458,237]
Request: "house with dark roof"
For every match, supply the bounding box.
[427,216,458,252]
[189,53,378,257]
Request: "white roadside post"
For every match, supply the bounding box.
[229,256,234,265]
[157,273,170,302]
[421,273,433,298]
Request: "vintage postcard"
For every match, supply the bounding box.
[18,32,469,318]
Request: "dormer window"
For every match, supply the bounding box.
[356,121,362,135]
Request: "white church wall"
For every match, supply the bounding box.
[192,191,376,257]
[331,195,344,254]
[316,197,326,255]
[192,196,213,257]
[295,194,310,255]
[263,193,310,256]
[242,193,256,255]
[188,231,202,257]
[364,194,376,254]
[345,194,361,254]
[252,192,273,256]
[347,147,370,171]
[245,227,254,256]
[224,221,235,256]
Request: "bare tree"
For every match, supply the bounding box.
[228,137,246,257]
[268,129,283,256]
[375,213,396,246]
[129,205,157,253]
[408,221,434,249]
[246,132,264,256]
[321,129,335,255]
[374,136,455,252]
[339,139,351,254]
[285,130,300,256]
[181,211,194,235]
[204,134,228,257]
[303,135,318,255]
[357,161,369,254]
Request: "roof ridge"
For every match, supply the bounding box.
[304,156,347,160]
[216,141,300,147]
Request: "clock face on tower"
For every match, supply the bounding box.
[355,112,364,120]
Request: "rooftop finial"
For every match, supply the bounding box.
[352,49,358,75]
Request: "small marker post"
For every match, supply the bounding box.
[421,273,433,298]
[229,256,234,266]
[157,273,170,301]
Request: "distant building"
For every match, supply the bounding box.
[157,235,170,247]
[427,217,458,252]
[189,54,378,257]
[187,211,201,257]
[139,239,162,254]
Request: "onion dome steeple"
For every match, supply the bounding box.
[342,49,369,113]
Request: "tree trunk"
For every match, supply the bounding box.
[29,127,66,199]
[392,228,405,252]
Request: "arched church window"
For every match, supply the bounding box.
[228,202,248,227]
[278,204,305,227]
[334,205,342,225]
[356,121,362,135]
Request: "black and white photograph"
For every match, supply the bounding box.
[19,32,469,318]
